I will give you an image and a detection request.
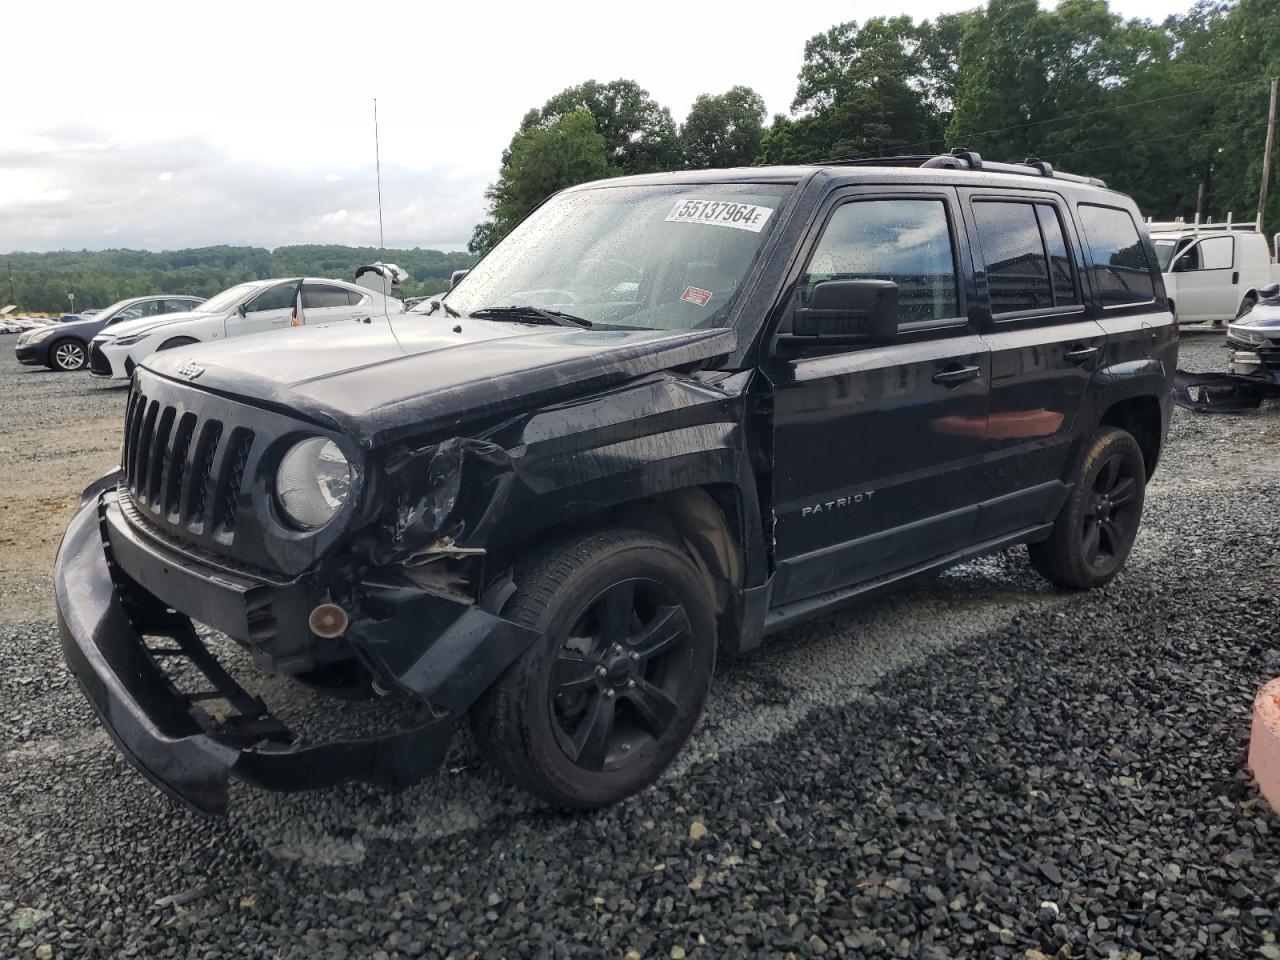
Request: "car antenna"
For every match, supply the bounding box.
[373,98,385,251]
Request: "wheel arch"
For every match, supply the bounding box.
[486,483,752,654]
[1097,394,1163,478]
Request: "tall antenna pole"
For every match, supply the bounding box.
[374,98,385,250]
[1257,76,1279,235]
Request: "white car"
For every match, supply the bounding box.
[1149,219,1280,325]
[88,277,402,379]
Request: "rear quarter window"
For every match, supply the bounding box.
[1078,204,1158,306]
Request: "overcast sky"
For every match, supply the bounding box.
[1,0,1191,255]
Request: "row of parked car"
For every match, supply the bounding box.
[11,273,406,375]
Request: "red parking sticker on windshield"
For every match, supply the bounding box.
[680,286,713,307]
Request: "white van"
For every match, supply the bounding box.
[1149,219,1280,325]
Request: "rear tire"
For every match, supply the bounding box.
[1029,427,1146,590]
[470,528,716,809]
[49,339,87,371]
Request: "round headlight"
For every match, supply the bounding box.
[276,438,352,529]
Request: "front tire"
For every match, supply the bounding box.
[1029,427,1146,590]
[1236,295,1258,320]
[49,339,87,371]
[471,529,716,809]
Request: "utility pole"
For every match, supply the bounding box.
[5,258,14,306]
[1257,75,1279,234]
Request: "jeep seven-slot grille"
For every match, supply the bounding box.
[122,390,255,539]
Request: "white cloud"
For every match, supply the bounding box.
[0,0,1189,254]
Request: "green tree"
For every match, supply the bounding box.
[518,79,680,174]
[469,110,615,255]
[680,86,768,169]
[760,17,950,163]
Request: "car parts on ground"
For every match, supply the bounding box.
[1172,282,1280,412]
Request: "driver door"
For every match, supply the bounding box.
[227,281,298,338]
[765,188,990,605]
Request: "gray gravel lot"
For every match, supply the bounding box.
[1,332,1278,959]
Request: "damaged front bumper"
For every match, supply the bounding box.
[55,472,536,816]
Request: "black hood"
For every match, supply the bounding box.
[142,314,737,446]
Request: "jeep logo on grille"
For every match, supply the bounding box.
[176,359,205,380]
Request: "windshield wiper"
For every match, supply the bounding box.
[469,305,592,328]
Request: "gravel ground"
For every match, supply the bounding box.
[1,331,1279,960]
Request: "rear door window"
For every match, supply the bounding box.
[802,197,960,326]
[971,199,1081,316]
[163,299,196,314]
[302,284,354,309]
[1078,204,1158,306]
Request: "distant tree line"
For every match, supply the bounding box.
[471,0,1280,253]
[3,245,476,313]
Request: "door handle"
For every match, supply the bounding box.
[1064,345,1100,364]
[1232,270,1240,284]
[931,364,981,387]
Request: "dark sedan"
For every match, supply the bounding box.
[15,294,203,371]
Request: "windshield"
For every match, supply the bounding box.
[196,282,263,314]
[1152,239,1179,271]
[425,183,792,330]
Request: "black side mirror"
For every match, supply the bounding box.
[1259,282,1279,301]
[450,269,469,289]
[237,304,247,317]
[780,279,898,353]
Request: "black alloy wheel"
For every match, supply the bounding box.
[1080,452,1140,572]
[549,577,694,773]
[1029,427,1147,589]
[471,529,716,809]
[50,339,87,371]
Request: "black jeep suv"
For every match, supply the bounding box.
[54,152,1176,815]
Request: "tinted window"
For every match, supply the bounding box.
[1198,236,1233,270]
[347,290,366,306]
[163,298,197,314]
[1172,239,1200,271]
[246,283,297,313]
[114,300,163,323]
[804,198,959,325]
[973,201,1052,313]
[1078,205,1157,306]
[302,284,353,309]
[1036,204,1080,307]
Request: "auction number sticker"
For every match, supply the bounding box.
[665,198,773,233]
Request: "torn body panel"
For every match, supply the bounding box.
[1172,369,1280,412]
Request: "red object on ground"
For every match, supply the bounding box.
[1248,677,1280,813]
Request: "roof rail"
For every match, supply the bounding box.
[1144,213,1261,234]
[811,147,1107,188]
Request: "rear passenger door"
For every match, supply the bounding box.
[301,282,365,326]
[767,187,991,604]
[961,192,1106,535]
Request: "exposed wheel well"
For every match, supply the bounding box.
[505,486,744,638]
[1099,396,1162,478]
